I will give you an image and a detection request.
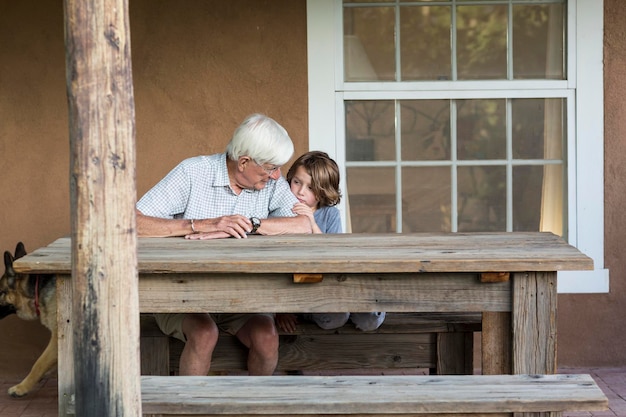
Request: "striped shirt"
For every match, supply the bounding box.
[137,153,298,220]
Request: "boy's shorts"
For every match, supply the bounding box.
[154,313,275,342]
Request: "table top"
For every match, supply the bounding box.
[13,232,593,275]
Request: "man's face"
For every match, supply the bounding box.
[239,157,282,191]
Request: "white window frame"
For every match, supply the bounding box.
[306,0,608,293]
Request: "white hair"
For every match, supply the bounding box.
[226,114,294,165]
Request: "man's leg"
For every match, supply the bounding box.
[179,313,219,375]
[235,314,279,375]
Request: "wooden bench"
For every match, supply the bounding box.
[140,312,482,376]
[134,373,608,416]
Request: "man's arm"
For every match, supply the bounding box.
[136,209,194,237]
[136,209,254,239]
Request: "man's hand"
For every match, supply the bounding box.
[185,231,231,240]
[191,214,253,239]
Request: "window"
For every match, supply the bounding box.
[307,0,607,292]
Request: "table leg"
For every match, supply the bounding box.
[512,271,557,374]
[512,271,558,417]
[482,311,512,375]
[57,275,74,417]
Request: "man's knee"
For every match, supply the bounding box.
[240,315,279,353]
[184,314,219,348]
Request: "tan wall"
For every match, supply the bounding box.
[0,0,624,378]
[557,0,626,367]
[0,0,307,377]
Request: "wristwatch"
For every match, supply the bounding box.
[249,217,261,234]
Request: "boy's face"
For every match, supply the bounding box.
[290,166,319,209]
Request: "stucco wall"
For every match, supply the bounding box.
[0,0,624,378]
[556,0,626,367]
[0,0,307,377]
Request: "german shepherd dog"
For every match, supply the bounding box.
[0,242,56,397]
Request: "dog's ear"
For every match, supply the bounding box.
[14,242,26,260]
[3,251,17,289]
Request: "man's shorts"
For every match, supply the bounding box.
[154,313,275,342]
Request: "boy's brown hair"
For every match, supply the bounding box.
[286,151,341,207]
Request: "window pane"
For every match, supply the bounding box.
[400,6,451,81]
[458,165,506,232]
[512,98,564,160]
[344,7,395,81]
[513,4,565,79]
[457,99,506,160]
[346,100,395,161]
[457,5,507,80]
[513,165,563,236]
[402,167,451,232]
[401,100,450,161]
[347,167,396,233]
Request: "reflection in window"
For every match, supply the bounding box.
[345,98,565,236]
[343,0,565,81]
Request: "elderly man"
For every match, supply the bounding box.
[136,113,311,376]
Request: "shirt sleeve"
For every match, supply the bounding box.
[267,176,299,218]
[315,206,342,233]
[136,162,191,219]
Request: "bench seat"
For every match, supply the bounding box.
[137,374,608,416]
[140,312,481,376]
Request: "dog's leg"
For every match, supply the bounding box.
[8,330,57,397]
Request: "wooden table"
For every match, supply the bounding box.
[13,232,593,417]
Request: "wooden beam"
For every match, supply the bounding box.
[64,0,140,415]
[293,273,324,283]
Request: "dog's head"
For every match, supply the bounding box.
[0,242,27,319]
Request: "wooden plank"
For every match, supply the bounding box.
[167,332,437,373]
[137,374,608,415]
[135,273,511,313]
[56,276,74,417]
[293,273,324,283]
[512,272,557,375]
[150,413,502,417]
[65,0,140,415]
[141,312,482,336]
[437,332,474,375]
[481,312,512,375]
[480,272,510,282]
[14,232,594,275]
[137,312,480,375]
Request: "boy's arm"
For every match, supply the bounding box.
[256,215,312,235]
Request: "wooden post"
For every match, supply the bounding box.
[64,0,140,415]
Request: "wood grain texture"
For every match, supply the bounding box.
[135,273,510,313]
[138,313,481,375]
[26,232,589,417]
[14,232,593,275]
[65,0,140,414]
[136,374,607,415]
[481,312,512,375]
[512,272,557,375]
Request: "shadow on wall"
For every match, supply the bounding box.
[0,316,50,378]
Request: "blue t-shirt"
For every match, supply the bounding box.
[313,205,342,234]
